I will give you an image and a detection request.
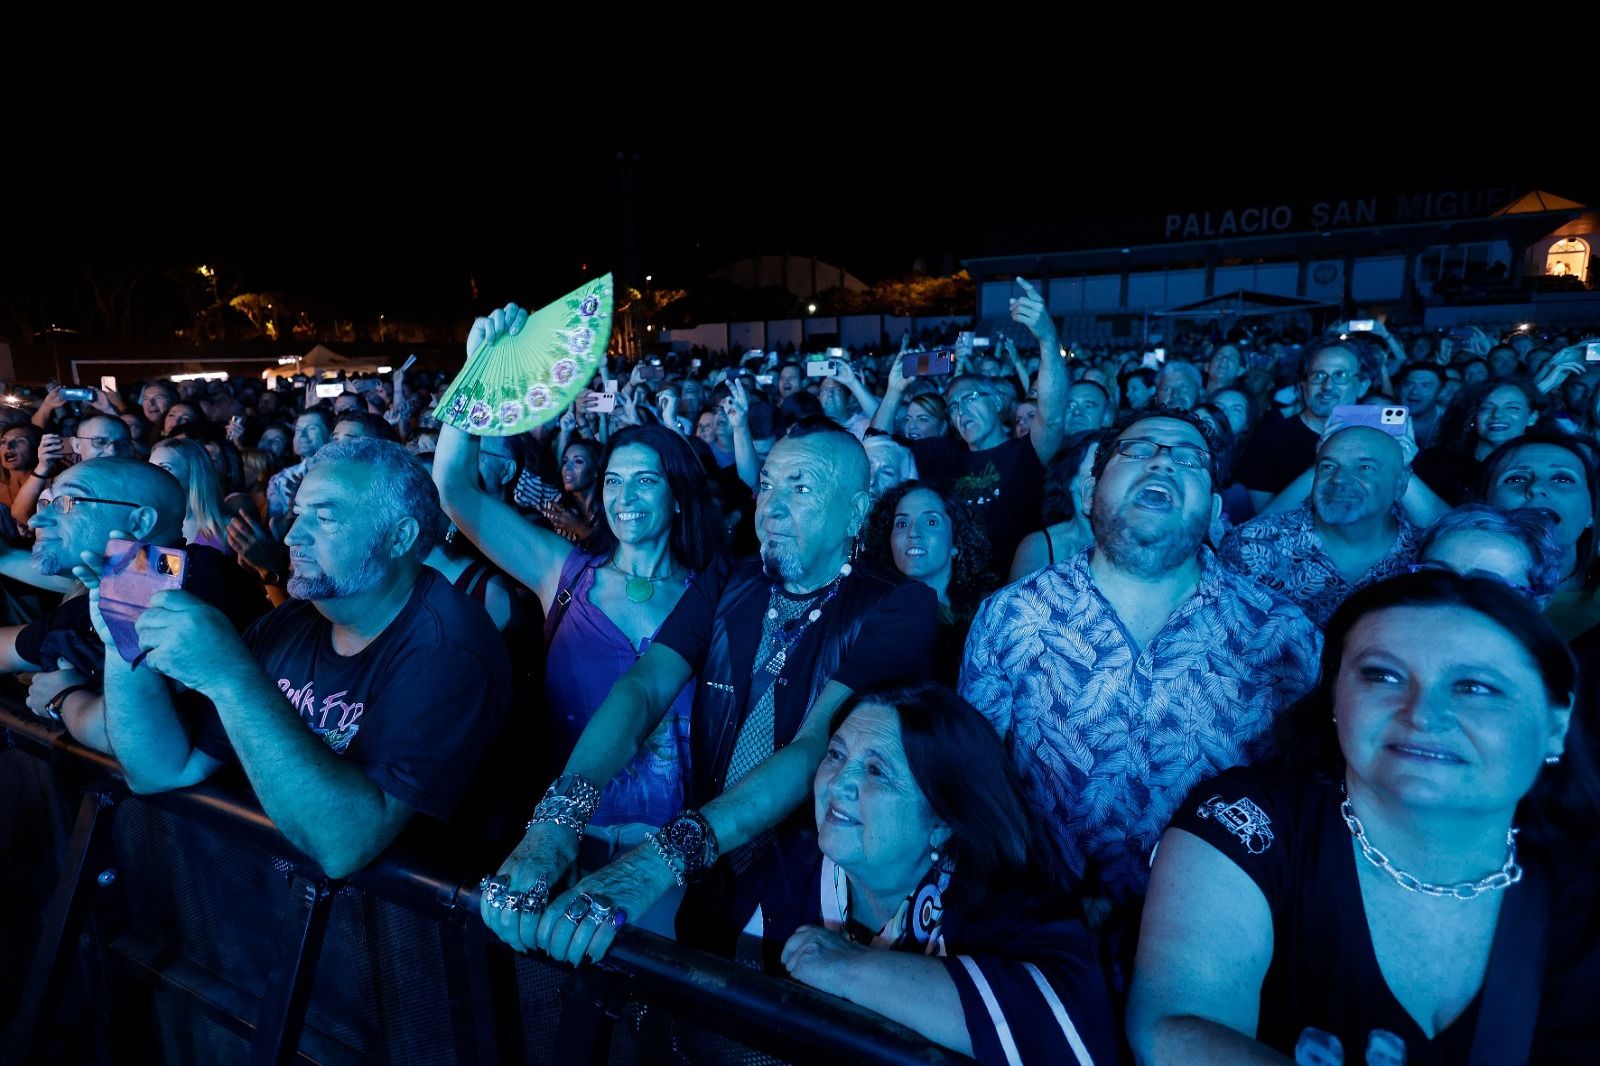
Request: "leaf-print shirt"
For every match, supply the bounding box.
[958,547,1320,903]
[1217,504,1418,629]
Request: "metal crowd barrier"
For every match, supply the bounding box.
[0,703,970,1065]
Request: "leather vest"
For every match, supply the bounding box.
[687,558,908,807]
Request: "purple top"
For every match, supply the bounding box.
[544,550,694,827]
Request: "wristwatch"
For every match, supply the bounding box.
[654,809,719,883]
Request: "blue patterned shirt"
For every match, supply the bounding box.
[1217,504,1418,629]
[958,547,1321,902]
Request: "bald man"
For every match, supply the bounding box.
[10,458,268,746]
[1219,425,1419,627]
[476,316,937,968]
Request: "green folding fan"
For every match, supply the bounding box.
[435,274,614,436]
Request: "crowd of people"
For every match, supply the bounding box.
[10,287,1600,1064]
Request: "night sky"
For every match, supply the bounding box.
[7,133,1595,339]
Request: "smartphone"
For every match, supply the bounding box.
[806,354,841,378]
[972,336,992,349]
[691,358,703,369]
[1586,343,1600,362]
[1331,403,1409,438]
[61,387,95,402]
[755,374,775,387]
[1348,320,1376,332]
[314,383,344,399]
[1141,349,1166,370]
[100,376,118,394]
[353,378,381,394]
[98,540,189,665]
[826,347,846,360]
[589,392,617,413]
[639,365,665,381]
[903,350,954,377]
[603,378,619,394]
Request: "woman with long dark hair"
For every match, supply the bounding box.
[436,420,725,832]
[1478,428,1600,641]
[863,481,992,687]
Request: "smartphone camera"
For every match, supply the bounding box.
[1381,407,1406,426]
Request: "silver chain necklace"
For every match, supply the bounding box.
[1340,796,1521,900]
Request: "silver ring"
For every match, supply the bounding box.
[479,875,512,911]
[563,892,594,924]
[513,877,550,915]
[585,894,615,924]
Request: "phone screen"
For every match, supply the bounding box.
[100,376,118,394]
[99,539,189,664]
[903,350,954,377]
[314,383,343,399]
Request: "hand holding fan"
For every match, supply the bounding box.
[436,274,613,436]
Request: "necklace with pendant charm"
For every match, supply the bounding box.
[610,559,675,604]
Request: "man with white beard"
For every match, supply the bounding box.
[1219,425,1418,629]
[959,407,1320,919]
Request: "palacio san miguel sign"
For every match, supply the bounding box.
[1161,187,1518,242]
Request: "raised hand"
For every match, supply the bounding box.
[466,303,527,360]
[725,377,750,430]
[1009,277,1055,345]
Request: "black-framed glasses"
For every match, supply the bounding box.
[1406,561,1536,599]
[1112,437,1211,470]
[38,494,141,515]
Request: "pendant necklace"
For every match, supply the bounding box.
[610,557,676,603]
[763,562,852,675]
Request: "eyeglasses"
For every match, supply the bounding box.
[948,389,994,411]
[1112,437,1211,470]
[1406,561,1535,599]
[1307,370,1357,386]
[72,436,119,450]
[38,494,141,515]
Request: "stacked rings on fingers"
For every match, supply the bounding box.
[563,893,595,924]
[479,875,514,911]
[585,895,616,925]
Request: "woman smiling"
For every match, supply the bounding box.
[1129,571,1592,1063]
[761,683,1116,1065]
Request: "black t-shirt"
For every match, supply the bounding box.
[1412,444,1483,507]
[910,434,1044,569]
[15,544,269,678]
[1169,762,1591,1065]
[655,559,936,704]
[1233,412,1320,495]
[191,568,511,820]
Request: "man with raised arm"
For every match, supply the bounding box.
[870,277,1068,566]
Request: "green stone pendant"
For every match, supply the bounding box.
[624,576,656,603]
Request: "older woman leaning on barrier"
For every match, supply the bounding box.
[1127,570,1597,1064]
[757,682,1118,1066]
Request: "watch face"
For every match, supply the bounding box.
[667,816,705,853]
